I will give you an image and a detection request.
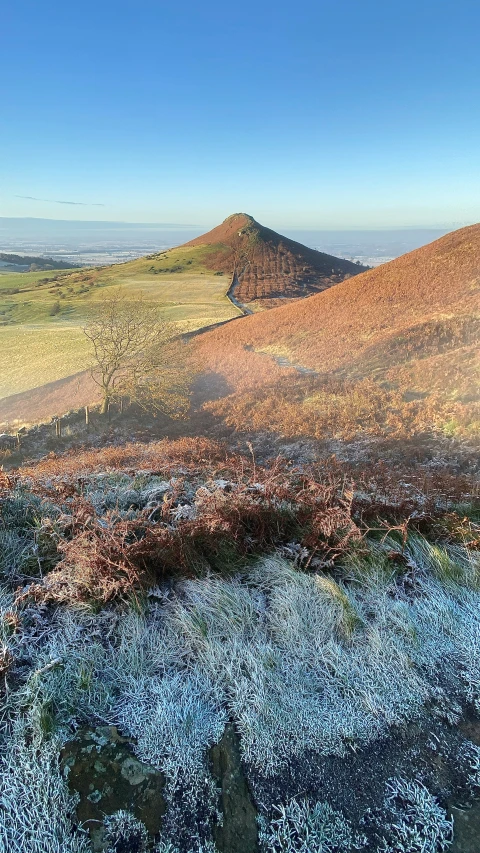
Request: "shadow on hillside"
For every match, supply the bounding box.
[1,368,478,477]
[0,371,237,468]
[3,416,478,486]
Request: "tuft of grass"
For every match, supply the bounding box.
[259,797,365,853]
[405,533,480,589]
[378,778,453,853]
[0,722,91,853]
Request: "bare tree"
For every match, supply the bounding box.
[83,289,191,416]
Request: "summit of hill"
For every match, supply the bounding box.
[182,213,367,308]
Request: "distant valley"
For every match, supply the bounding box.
[0,216,450,267]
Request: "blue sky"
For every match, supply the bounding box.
[1,0,479,228]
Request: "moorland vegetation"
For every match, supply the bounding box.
[0,220,479,852]
[196,223,480,442]
[1,437,480,851]
[183,213,367,309]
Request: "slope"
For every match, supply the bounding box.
[196,224,480,440]
[0,246,239,402]
[183,212,367,308]
[0,213,366,406]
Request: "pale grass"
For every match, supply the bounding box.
[0,251,238,399]
[0,326,91,399]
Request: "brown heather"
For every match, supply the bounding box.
[183,213,366,306]
[196,224,480,440]
[4,437,477,607]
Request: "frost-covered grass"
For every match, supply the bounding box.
[2,442,480,851]
[1,517,480,848]
[259,798,366,852]
[103,810,149,853]
[161,554,480,773]
[114,670,227,791]
[378,778,453,852]
[5,546,480,781]
[258,779,453,853]
[0,721,90,853]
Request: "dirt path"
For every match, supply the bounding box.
[226,272,253,316]
[243,344,318,376]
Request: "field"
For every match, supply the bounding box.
[0,327,91,400]
[0,245,240,402]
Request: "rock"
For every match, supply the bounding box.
[451,801,480,853]
[61,725,165,852]
[210,723,259,853]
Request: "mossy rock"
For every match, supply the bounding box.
[61,725,165,851]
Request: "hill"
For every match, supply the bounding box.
[0,213,366,410]
[0,252,79,271]
[196,223,480,441]
[182,212,368,308]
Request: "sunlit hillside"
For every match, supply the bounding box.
[184,212,367,308]
[0,215,366,419]
[196,224,480,441]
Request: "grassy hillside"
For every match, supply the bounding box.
[196,224,480,440]
[0,214,369,413]
[0,245,239,401]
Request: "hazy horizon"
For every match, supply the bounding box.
[0,214,471,230]
[0,216,452,268]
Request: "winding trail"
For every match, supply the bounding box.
[226,272,253,316]
[244,344,318,376]
[182,270,253,342]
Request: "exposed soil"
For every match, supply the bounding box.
[61,725,166,851]
[210,724,259,853]
[249,706,480,852]
[59,711,480,852]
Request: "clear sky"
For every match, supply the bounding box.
[1,0,479,228]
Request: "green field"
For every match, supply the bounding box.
[0,245,240,400]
